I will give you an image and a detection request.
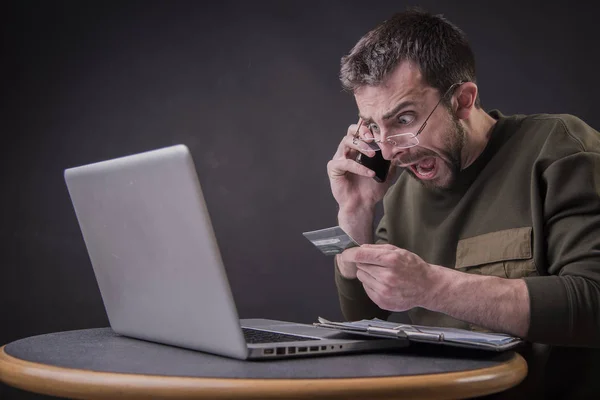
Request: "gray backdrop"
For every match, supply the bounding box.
[2,1,599,398]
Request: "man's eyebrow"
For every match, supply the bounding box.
[382,100,416,120]
[358,100,416,124]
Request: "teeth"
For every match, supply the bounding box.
[416,164,434,176]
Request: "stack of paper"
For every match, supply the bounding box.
[315,317,522,351]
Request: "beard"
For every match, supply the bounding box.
[400,113,466,190]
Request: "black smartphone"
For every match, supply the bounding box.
[355,142,391,183]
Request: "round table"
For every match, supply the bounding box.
[0,328,527,399]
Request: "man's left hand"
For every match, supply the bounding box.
[339,244,443,311]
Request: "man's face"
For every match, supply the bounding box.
[354,62,466,189]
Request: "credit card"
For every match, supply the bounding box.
[302,226,360,256]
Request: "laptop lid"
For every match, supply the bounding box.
[64,145,249,359]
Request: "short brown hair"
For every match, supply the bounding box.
[340,9,481,107]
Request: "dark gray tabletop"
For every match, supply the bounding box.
[5,328,515,379]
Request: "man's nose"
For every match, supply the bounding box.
[379,141,397,160]
[380,141,410,161]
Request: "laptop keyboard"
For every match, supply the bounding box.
[242,327,316,344]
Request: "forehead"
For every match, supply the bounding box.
[354,61,433,121]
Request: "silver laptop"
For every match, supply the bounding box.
[64,145,407,360]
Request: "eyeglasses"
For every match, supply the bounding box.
[352,82,465,151]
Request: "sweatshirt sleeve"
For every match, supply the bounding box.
[524,150,600,346]
[333,209,392,322]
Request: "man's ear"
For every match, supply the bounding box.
[454,82,478,120]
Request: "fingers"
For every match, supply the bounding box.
[362,281,399,312]
[327,158,375,180]
[356,263,389,281]
[360,243,398,251]
[333,122,376,160]
[346,120,375,142]
[345,134,377,159]
[356,268,384,291]
[341,245,401,266]
[358,272,390,310]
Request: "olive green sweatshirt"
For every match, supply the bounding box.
[335,110,600,347]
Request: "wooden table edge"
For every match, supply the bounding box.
[0,345,527,400]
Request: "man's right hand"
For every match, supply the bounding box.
[327,120,393,212]
[327,120,395,279]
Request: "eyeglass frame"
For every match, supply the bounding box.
[352,81,466,150]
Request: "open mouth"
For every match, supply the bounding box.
[408,157,437,180]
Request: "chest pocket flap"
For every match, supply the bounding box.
[455,227,537,278]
